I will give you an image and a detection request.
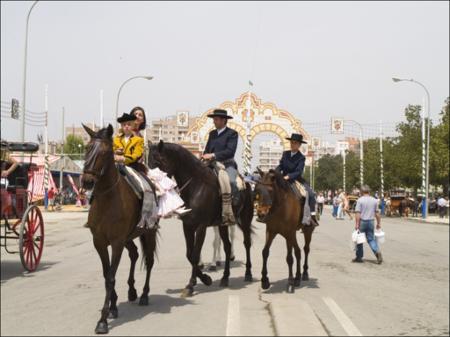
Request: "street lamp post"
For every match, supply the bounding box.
[21,0,39,143]
[392,77,430,219]
[115,75,153,127]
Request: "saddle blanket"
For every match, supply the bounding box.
[122,165,159,230]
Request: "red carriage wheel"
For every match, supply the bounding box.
[19,205,44,272]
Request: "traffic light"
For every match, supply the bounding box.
[11,98,19,119]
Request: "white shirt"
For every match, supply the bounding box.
[291,151,299,157]
[217,127,226,135]
[438,198,447,207]
[317,196,325,204]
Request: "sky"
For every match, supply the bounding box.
[1,1,449,145]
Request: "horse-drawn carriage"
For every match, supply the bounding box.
[1,142,44,271]
[386,188,412,217]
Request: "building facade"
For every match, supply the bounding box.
[258,138,284,172]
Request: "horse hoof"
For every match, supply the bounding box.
[261,279,270,290]
[139,296,149,306]
[128,289,138,302]
[244,274,253,282]
[181,287,194,298]
[294,278,301,287]
[200,274,213,286]
[302,273,309,281]
[220,278,229,287]
[287,284,295,294]
[95,321,108,334]
[230,255,235,262]
[108,308,118,319]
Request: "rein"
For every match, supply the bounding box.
[93,172,121,196]
[178,177,193,193]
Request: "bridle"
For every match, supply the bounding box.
[83,138,120,195]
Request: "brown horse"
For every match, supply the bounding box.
[254,169,315,293]
[148,141,254,297]
[81,125,158,334]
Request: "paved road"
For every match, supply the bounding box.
[1,207,449,336]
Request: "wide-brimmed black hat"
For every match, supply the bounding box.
[207,109,233,119]
[117,113,137,123]
[285,133,307,144]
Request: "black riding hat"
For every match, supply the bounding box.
[285,133,307,144]
[117,113,137,123]
[207,109,233,119]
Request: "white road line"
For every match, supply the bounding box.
[322,297,363,336]
[226,295,240,336]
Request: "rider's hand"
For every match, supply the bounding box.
[202,153,214,160]
[114,155,125,163]
[283,175,290,180]
[1,171,8,178]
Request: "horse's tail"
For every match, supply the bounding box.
[139,226,160,270]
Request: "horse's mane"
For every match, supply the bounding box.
[152,142,213,180]
[268,169,291,192]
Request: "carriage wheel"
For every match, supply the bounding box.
[19,205,44,272]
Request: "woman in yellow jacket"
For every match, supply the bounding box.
[113,113,144,171]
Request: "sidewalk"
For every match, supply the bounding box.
[403,214,449,225]
[38,204,89,213]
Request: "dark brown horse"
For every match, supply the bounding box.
[81,125,158,334]
[148,141,254,297]
[254,169,315,293]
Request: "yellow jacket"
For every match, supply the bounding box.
[113,135,144,166]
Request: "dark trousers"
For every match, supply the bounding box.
[317,203,324,215]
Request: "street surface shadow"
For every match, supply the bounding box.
[262,277,319,294]
[108,294,193,331]
[165,275,254,296]
[0,260,57,283]
[204,259,245,272]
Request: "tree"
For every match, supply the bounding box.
[63,134,85,160]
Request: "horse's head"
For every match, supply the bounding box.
[148,140,175,176]
[81,124,114,190]
[253,168,276,219]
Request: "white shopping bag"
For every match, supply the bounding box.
[374,229,385,244]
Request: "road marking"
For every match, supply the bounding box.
[226,295,240,336]
[322,297,363,336]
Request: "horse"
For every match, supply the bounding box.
[209,226,236,271]
[148,140,254,297]
[254,169,315,293]
[81,124,158,334]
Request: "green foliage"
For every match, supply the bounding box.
[63,134,85,160]
[314,100,449,194]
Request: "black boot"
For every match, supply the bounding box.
[311,215,319,227]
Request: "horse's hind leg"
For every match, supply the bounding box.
[219,225,232,287]
[139,230,157,306]
[125,241,139,302]
[302,226,313,281]
[261,231,276,290]
[242,223,253,282]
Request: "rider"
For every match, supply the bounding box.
[201,109,239,226]
[113,113,144,170]
[276,133,319,227]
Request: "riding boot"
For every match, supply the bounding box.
[221,193,235,226]
[310,214,319,227]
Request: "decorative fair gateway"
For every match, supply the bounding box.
[187,92,311,153]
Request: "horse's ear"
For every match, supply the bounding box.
[106,124,113,138]
[158,140,164,152]
[257,166,264,177]
[82,124,96,138]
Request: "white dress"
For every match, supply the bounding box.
[147,168,185,217]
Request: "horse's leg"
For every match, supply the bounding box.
[219,225,232,287]
[181,224,196,298]
[229,224,236,261]
[302,226,313,281]
[242,224,253,282]
[193,226,212,286]
[285,235,295,293]
[104,242,125,326]
[261,231,276,290]
[93,238,111,334]
[125,241,139,302]
[210,226,221,270]
[139,230,157,306]
[293,239,302,287]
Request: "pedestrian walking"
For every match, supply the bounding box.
[353,185,383,264]
[48,187,55,212]
[332,194,339,217]
[437,195,447,218]
[317,192,325,216]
